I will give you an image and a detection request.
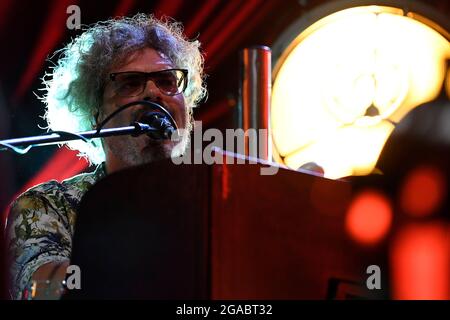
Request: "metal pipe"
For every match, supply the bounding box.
[237,45,272,161]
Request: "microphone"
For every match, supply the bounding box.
[136,111,177,140]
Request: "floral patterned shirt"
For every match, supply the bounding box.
[5,163,106,299]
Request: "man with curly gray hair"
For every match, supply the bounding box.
[44,13,206,167]
[6,13,206,299]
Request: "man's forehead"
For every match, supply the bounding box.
[113,48,174,72]
[156,50,170,61]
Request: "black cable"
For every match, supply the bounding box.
[0,142,32,154]
[95,100,178,135]
[0,131,95,155]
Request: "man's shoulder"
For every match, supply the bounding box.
[19,167,99,197]
[8,180,67,226]
[13,179,62,206]
[10,163,105,213]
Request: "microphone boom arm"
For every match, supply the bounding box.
[0,123,157,153]
[0,100,178,154]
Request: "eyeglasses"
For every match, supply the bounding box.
[109,69,188,97]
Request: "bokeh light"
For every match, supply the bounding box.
[390,223,450,300]
[400,166,446,217]
[345,189,392,245]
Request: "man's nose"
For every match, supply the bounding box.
[141,79,163,101]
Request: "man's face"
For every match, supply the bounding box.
[101,47,190,172]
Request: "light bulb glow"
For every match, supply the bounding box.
[272,6,450,178]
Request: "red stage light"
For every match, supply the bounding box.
[153,0,183,20]
[345,189,393,245]
[113,0,136,17]
[400,166,446,218]
[13,0,78,102]
[205,0,263,59]
[21,148,88,191]
[184,0,220,38]
[390,223,450,300]
[0,0,13,33]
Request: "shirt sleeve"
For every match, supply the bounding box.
[5,188,72,300]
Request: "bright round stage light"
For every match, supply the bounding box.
[271,4,450,179]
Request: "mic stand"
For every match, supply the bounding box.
[0,122,154,154]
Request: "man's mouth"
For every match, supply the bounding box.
[141,136,172,156]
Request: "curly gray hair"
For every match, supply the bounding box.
[41,13,206,164]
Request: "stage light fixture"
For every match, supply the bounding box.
[271,5,450,178]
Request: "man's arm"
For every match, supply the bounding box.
[5,189,73,299]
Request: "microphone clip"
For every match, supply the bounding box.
[135,111,178,140]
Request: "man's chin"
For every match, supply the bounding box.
[140,140,172,163]
[138,133,189,165]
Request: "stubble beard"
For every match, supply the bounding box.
[106,121,191,167]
